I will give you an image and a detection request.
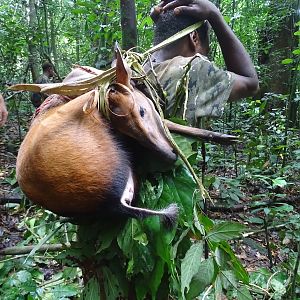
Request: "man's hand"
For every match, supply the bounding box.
[0,94,8,127]
[151,0,219,22]
[163,0,219,21]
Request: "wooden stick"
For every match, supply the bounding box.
[165,120,239,145]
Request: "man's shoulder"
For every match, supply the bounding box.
[152,54,213,81]
[156,54,211,69]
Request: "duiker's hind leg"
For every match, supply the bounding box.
[120,171,179,227]
[120,170,135,206]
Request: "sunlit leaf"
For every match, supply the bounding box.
[281,58,293,64]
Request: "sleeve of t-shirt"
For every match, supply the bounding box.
[185,54,234,123]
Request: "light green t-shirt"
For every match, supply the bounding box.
[148,54,234,126]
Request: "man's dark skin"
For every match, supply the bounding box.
[151,0,259,101]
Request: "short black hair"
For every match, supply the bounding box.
[153,10,209,46]
[42,61,53,72]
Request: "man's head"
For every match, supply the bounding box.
[153,10,210,56]
[42,62,56,78]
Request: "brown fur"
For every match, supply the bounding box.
[17,91,129,216]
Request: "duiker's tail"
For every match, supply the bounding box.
[120,199,179,227]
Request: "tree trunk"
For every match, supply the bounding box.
[49,4,59,73]
[258,0,295,97]
[42,0,51,56]
[28,0,40,82]
[93,0,110,69]
[120,0,137,50]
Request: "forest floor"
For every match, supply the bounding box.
[0,110,299,277]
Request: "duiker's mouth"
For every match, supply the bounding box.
[143,139,177,163]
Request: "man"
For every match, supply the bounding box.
[148,0,259,126]
[31,62,56,108]
[0,93,8,127]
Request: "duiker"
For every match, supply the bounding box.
[16,52,178,225]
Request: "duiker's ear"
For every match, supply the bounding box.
[115,45,132,89]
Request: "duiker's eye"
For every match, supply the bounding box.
[139,106,145,118]
[109,87,117,94]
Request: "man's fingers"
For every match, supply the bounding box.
[162,0,191,11]
[150,5,164,21]
[151,0,194,21]
[173,5,196,16]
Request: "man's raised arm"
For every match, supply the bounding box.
[155,0,259,101]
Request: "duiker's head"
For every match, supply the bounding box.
[106,49,177,163]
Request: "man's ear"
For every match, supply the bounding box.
[189,31,205,55]
[189,31,200,49]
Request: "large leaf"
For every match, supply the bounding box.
[206,222,246,242]
[186,257,216,300]
[220,270,237,289]
[172,133,197,160]
[161,166,197,223]
[149,259,165,299]
[136,277,149,300]
[117,219,140,258]
[96,222,123,254]
[81,277,101,300]
[180,241,204,296]
[219,242,249,284]
[102,267,122,300]
[237,285,253,300]
[214,275,223,300]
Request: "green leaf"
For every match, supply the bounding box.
[294,30,300,36]
[281,58,293,64]
[102,267,122,300]
[272,178,287,188]
[117,219,138,258]
[214,275,223,299]
[25,222,64,262]
[181,241,204,296]
[172,228,190,259]
[292,49,300,55]
[220,270,237,289]
[96,222,122,254]
[219,242,249,284]
[271,278,286,296]
[16,270,32,283]
[149,259,165,299]
[223,15,231,23]
[207,222,246,242]
[51,284,79,298]
[237,285,253,300]
[81,277,101,300]
[161,166,196,223]
[215,247,229,268]
[172,133,197,159]
[186,258,216,300]
[136,277,148,300]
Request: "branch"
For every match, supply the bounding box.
[0,243,70,256]
[0,198,22,205]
